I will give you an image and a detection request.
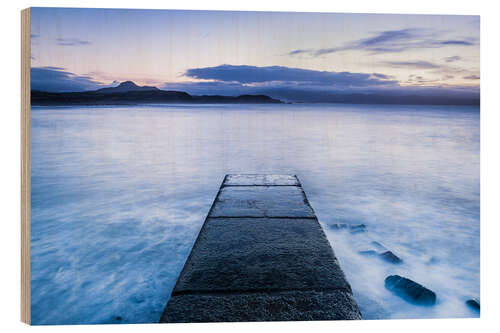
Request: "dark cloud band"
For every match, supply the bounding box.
[288,28,476,57]
[184,64,398,88]
[31,67,108,92]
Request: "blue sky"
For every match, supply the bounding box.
[30,7,479,99]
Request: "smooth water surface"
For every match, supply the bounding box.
[30,103,480,324]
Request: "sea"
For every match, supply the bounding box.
[30,103,480,324]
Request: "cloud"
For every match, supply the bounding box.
[463,75,480,80]
[358,29,418,47]
[288,28,476,57]
[55,37,91,46]
[371,73,394,79]
[170,64,479,104]
[444,56,462,63]
[31,67,112,92]
[406,74,439,85]
[42,66,66,70]
[438,40,474,46]
[288,49,312,56]
[183,64,398,89]
[382,61,441,69]
[431,64,477,78]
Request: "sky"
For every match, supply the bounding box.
[30,7,480,101]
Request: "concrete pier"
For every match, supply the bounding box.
[160,175,361,323]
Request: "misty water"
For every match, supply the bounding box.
[30,103,479,324]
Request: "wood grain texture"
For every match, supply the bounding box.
[21,7,31,325]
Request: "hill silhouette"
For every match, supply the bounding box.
[31,81,283,105]
[95,81,160,94]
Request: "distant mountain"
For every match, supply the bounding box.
[95,81,160,94]
[31,81,283,105]
[257,88,480,106]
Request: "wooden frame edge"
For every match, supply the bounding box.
[21,7,31,325]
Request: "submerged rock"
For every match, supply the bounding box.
[329,223,366,233]
[329,223,348,230]
[349,224,366,234]
[379,251,402,264]
[358,248,402,264]
[385,275,436,305]
[359,250,377,256]
[466,298,480,311]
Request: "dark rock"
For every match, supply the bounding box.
[330,223,348,230]
[114,316,122,321]
[379,251,402,264]
[349,224,366,234]
[329,223,366,233]
[384,275,436,305]
[466,298,480,311]
[359,250,377,256]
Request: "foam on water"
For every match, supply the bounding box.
[30,103,479,324]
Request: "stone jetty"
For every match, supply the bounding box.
[160,174,361,323]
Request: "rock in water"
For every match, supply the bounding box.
[330,223,348,230]
[384,275,436,305]
[349,224,366,234]
[466,299,480,311]
[329,223,366,233]
[359,250,377,256]
[379,251,402,264]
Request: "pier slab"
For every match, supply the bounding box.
[209,186,315,218]
[223,174,300,186]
